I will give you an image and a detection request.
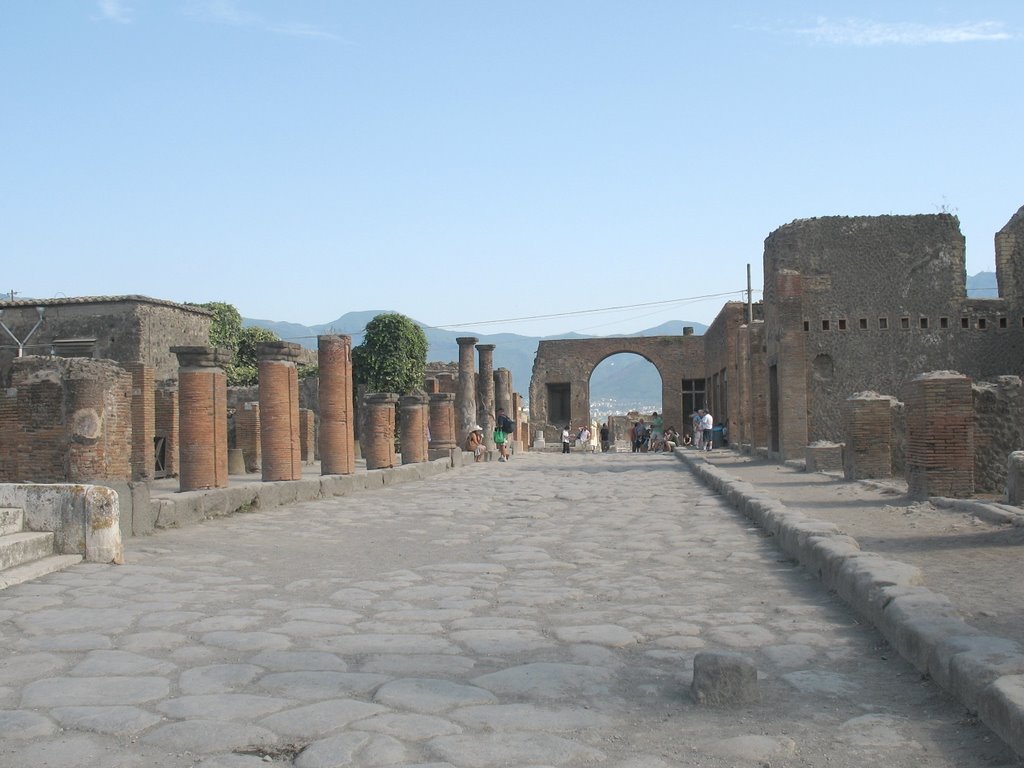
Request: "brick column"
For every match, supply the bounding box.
[477,344,496,451]
[235,401,261,473]
[428,392,456,451]
[258,341,303,482]
[455,337,478,447]
[843,393,895,480]
[299,408,316,463]
[173,346,230,491]
[318,334,355,476]
[363,393,398,470]
[905,372,974,499]
[154,385,179,477]
[125,362,155,481]
[399,392,430,464]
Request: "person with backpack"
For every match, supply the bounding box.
[495,408,515,462]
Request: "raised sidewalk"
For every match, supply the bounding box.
[677,448,1024,758]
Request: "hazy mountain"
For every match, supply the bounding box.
[966,271,997,298]
[243,313,707,406]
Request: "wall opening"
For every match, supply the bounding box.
[546,383,571,425]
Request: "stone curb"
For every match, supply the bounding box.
[674,450,1024,758]
[150,455,463,530]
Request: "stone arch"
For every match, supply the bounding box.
[529,335,705,446]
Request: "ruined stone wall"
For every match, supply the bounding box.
[529,336,704,445]
[702,302,763,433]
[972,376,1024,494]
[762,213,1024,455]
[0,297,211,384]
[0,357,132,483]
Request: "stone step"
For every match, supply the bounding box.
[0,507,23,536]
[0,531,56,571]
[0,554,82,590]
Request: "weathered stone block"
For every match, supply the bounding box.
[691,651,758,706]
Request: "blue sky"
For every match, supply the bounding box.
[2,2,1021,336]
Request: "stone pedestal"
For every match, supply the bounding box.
[173,346,230,491]
[318,335,355,475]
[905,372,974,499]
[363,393,398,470]
[477,344,496,450]
[428,392,457,451]
[455,337,478,448]
[399,393,430,464]
[844,392,895,480]
[227,448,246,475]
[258,341,303,482]
[125,362,155,481]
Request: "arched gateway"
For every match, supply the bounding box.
[529,335,705,446]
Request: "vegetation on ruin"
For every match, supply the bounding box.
[195,300,309,386]
[352,312,427,395]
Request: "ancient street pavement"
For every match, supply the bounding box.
[1,453,1019,767]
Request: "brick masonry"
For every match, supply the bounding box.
[299,408,315,463]
[363,393,398,470]
[399,393,429,464]
[905,372,974,499]
[0,357,132,484]
[154,386,179,478]
[843,393,896,480]
[258,341,303,483]
[235,401,261,473]
[125,362,155,482]
[428,392,457,451]
[318,334,355,476]
[173,346,230,491]
[972,376,1024,494]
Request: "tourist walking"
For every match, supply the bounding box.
[701,409,714,452]
[600,423,610,452]
[691,411,703,449]
[561,424,572,454]
[495,408,515,462]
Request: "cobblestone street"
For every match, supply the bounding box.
[0,452,1019,767]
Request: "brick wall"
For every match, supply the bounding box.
[125,363,155,481]
[154,386,179,478]
[235,401,261,473]
[972,376,1024,494]
[843,393,895,480]
[905,372,974,499]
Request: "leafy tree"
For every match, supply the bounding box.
[352,313,427,395]
[228,326,280,386]
[192,301,242,350]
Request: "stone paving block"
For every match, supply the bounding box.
[978,674,1024,759]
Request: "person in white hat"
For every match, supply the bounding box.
[464,425,485,462]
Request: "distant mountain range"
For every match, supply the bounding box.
[242,311,707,408]
[245,271,998,410]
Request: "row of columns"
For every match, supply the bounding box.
[172,335,464,491]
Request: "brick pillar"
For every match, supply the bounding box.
[747,320,768,450]
[399,392,430,464]
[455,337,478,447]
[843,393,895,480]
[428,392,457,451]
[477,344,496,450]
[154,385,179,477]
[494,367,513,417]
[235,401,261,473]
[363,393,398,470]
[258,341,303,482]
[318,334,355,476]
[512,392,526,451]
[125,362,155,481]
[299,408,316,463]
[173,346,230,491]
[436,372,457,394]
[423,377,440,394]
[905,372,974,499]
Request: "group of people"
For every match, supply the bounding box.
[628,413,682,452]
[690,408,721,452]
[464,407,517,462]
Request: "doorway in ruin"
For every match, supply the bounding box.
[589,352,662,447]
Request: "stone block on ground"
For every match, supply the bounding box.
[691,650,758,706]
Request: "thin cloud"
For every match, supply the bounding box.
[97,0,132,24]
[187,0,342,41]
[796,17,1012,46]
